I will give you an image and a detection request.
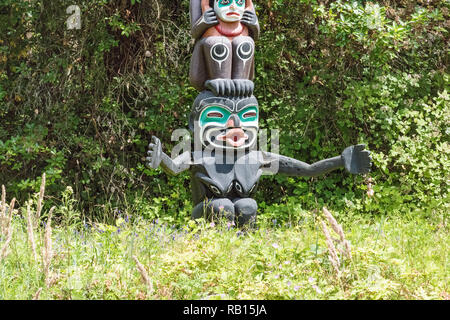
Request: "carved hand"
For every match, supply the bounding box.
[341,144,372,174]
[147,136,163,169]
[241,10,258,27]
[240,10,260,40]
[202,8,219,27]
[205,79,254,97]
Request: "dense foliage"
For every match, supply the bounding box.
[0,0,448,223]
[1,202,448,299]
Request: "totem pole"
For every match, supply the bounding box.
[146,1,372,227]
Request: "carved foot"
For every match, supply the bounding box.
[205,79,254,97]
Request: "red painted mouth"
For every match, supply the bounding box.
[226,12,241,17]
[217,128,248,147]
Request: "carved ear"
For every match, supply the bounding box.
[189,112,196,131]
[246,0,253,9]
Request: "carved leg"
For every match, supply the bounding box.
[231,36,255,81]
[233,198,257,227]
[201,36,233,81]
[190,36,233,92]
[192,198,235,221]
[189,40,208,91]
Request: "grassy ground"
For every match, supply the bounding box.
[0,192,448,300]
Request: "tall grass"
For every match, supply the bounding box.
[0,187,15,262]
[0,178,447,300]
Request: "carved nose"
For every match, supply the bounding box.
[226,114,240,127]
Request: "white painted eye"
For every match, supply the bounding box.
[235,181,243,193]
[211,44,228,59]
[210,43,230,68]
[210,185,221,196]
[236,41,253,61]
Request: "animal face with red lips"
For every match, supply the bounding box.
[189,93,259,150]
[214,0,246,23]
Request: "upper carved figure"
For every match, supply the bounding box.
[190,0,260,40]
[189,0,260,95]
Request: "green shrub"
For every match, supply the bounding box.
[0,0,448,223]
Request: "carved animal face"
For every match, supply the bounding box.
[190,92,259,151]
[214,0,246,23]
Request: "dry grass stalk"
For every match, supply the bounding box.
[133,255,153,294]
[26,201,38,262]
[42,206,55,286]
[45,274,59,288]
[342,240,352,259]
[322,207,352,259]
[4,198,15,233]
[320,220,340,274]
[32,287,43,300]
[35,173,46,229]
[322,207,345,240]
[0,198,16,262]
[1,185,6,236]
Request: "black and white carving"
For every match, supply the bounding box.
[210,43,230,69]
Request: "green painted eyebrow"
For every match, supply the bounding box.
[238,106,258,122]
[218,0,231,8]
[218,0,245,8]
[200,106,232,126]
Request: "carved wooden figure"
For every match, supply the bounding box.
[146,91,372,227]
[146,2,372,227]
[189,0,260,96]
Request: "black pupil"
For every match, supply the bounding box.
[215,46,225,55]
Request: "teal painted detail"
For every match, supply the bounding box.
[200,105,257,127]
[218,0,245,8]
[218,0,231,8]
[199,106,232,126]
[238,106,258,122]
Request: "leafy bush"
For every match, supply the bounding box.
[0,0,448,223]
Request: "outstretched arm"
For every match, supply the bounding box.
[262,153,343,177]
[261,144,371,177]
[146,136,191,176]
